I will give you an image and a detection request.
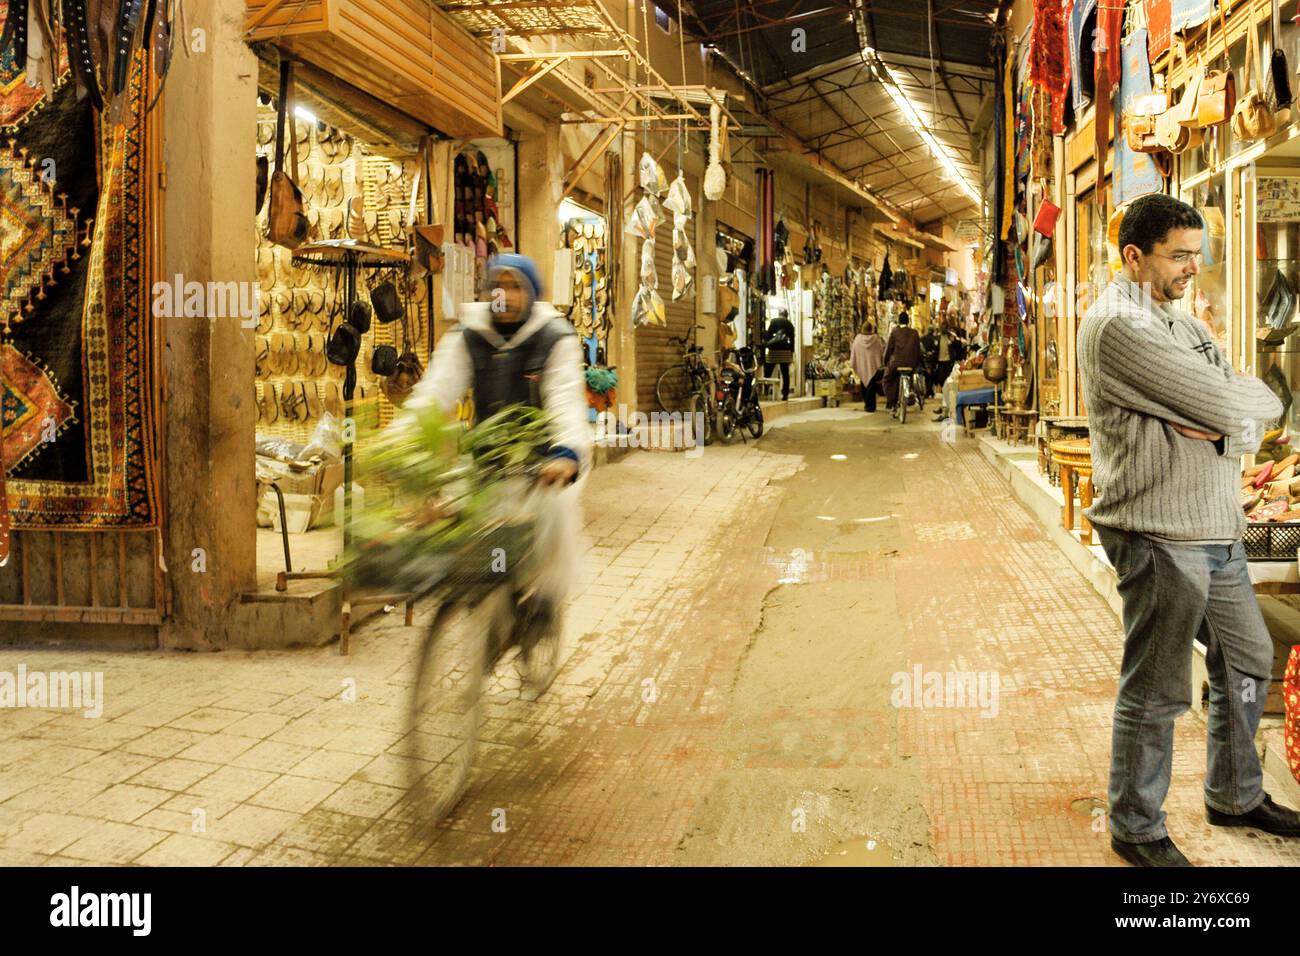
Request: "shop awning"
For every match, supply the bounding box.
[874,224,925,250]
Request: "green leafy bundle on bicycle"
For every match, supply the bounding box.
[345,402,555,595]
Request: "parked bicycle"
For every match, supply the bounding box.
[717,346,764,444]
[655,324,717,446]
[891,367,924,424]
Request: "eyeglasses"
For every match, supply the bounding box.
[1152,251,1204,266]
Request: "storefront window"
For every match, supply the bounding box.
[1183,173,1230,357]
[1252,175,1300,434]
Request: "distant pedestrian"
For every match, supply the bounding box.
[851,322,885,412]
[764,308,796,401]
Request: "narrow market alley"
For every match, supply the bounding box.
[2,412,1295,868]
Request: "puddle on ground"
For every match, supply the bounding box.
[764,548,895,584]
[809,836,897,867]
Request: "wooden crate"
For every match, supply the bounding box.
[957,369,991,392]
[246,0,502,139]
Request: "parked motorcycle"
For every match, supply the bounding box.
[717,346,765,444]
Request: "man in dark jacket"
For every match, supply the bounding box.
[764,308,797,401]
[883,312,923,410]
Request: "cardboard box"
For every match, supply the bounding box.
[814,379,839,397]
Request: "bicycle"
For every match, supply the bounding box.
[345,405,565,825]
[891,367,925,424]
[403,475,563,824]
[655,324,717,446]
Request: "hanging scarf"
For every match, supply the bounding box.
[1031,0,1071,135]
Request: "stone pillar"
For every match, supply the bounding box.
[158,0,259,649]
[515,125,563,296]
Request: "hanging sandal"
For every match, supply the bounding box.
[324,381,343,417]
[255,336,270,378]
[280,382,306,422]
[262,383,280,423]
[303,381,322,420]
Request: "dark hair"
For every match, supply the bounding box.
[898,311,910,326]
[1117,194,1203,255]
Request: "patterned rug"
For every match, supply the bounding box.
[0,24,159,529]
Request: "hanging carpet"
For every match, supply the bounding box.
[0,12,159,530]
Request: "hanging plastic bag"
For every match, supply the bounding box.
[664,172,692,216]
[640,238,657,289]
[672,255,693,301]
[625,195,662,238]
[632,285,666,327]
[639,152,668,196]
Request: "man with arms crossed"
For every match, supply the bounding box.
[1078,193,1300,866]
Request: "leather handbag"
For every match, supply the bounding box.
[370,344,398,377]
[1192,1,1236,128]
[1124,89,1168,153]
[1158,41,1204,152]
[267,59,310,249]
[327,321,361,366]
[1233,5,1277,143]
[1270,0,1292,118]
[371,281,402,324]
[1261,268,1296,330]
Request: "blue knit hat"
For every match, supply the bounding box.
[487,253,543,300]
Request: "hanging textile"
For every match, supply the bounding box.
[1,23,160,529]
[1170,0,1213,33]
[1031,0,1071,135]
[1001,48,1015,243]
[1069,0,1099,114]
[1145,0,1172,61]
[992,43,1008,282]
[1113,27,1165,205]
[1097,2,1125,99]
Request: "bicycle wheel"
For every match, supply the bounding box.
[656,364,692,413]
[405,596,488,824]
[516,593,563,700]
[688,392,714,446]
[898,383,908,424]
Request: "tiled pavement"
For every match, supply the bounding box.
[0,408,1297,866]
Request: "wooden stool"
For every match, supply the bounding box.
[1040,417,1089,486]
[1051,437,1094,545]
[1002,409,1038,446]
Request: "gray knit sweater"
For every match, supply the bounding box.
[1077,274,1283,541]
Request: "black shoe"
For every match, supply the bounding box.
[1206,793,1300,837]
[932,414,946,422]
[1111,836,1193,867]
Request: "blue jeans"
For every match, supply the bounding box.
[1095,526,1274,843]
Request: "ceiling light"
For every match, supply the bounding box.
[874,62,980,205]
[294,106,318,123]
[830,454,847,460]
